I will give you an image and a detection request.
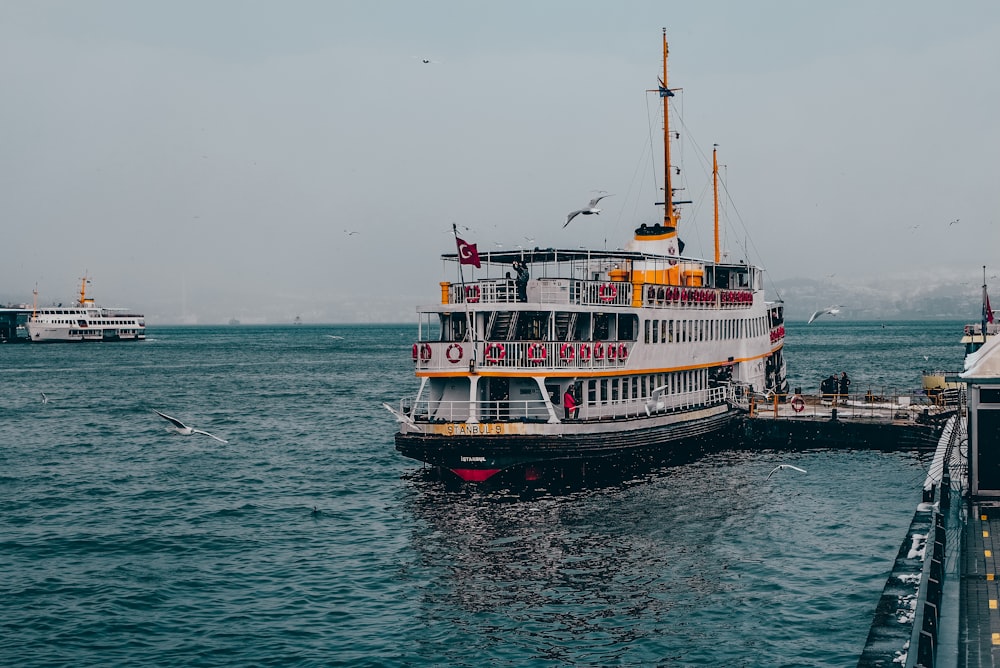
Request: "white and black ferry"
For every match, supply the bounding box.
[26,277,145,343]
[388,32,788,482]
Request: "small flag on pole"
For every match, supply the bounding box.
[456,237,481,268]
[986,289,994,324]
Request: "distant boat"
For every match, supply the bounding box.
[228,318,241,326]
[293,315,302,325]
[26,276,145,343]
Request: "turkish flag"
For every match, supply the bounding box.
[456,237,481,268]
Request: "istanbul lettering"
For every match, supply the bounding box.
[445,423,503,435]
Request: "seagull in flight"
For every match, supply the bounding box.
[807,305,842,324]
[40,392,49,404]
[344,229,359,236]
[766,464,807,481]
[153,410,229,443]
[564,192,613,228]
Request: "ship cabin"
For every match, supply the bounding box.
[407,248,786,425]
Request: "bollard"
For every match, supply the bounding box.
[830,408,838,421]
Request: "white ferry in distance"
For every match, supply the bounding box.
[388,31,788,483]
[26,276,146,343]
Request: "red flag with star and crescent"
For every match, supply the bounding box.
[456,236,481,268]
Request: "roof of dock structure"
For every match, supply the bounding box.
[961,334,1000,379]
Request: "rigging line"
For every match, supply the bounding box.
[613,102,655,244]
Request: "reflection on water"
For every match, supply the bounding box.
[401,449,930,667]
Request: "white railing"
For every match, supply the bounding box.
[397,385,727,425]
[412,340,633,371]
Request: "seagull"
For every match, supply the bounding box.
[564,193,613,228]
[807,305,842,324]
[344,230,359,236]
[948,218,960,226]
[411,56,441,64]
[766,464,807,481]
[153,410,229,443]
[40,392,48,404]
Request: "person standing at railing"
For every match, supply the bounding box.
[839,371,851,404]
[563,386,578,420]
[513,261,529,302]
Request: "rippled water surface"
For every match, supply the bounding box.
[0,321,963,666]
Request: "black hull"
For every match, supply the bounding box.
[395,409,741,480]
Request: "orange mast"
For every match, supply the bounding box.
[713,145,720,263]
[661,28,676,231]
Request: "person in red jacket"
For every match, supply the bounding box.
[563,386,578,420]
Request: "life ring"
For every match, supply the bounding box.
[485,342,506,364]
[657,287,665,302]
[790,395,805,413]
[527,343,547,365]
[618,343,628,360]
[606,343,618,361]
[593,342,605,360]
[647,286,656,302]
[559,343,575,363]
[599,283,618,303]
[420,343,432,360]
[578,343,591,362]
[411,343,418,360]
[465,284,480,303]
[445,343,463,363]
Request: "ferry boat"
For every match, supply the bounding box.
[388,31,788,483]
[26,277,146,343]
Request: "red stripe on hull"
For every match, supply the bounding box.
[451,468,501,482]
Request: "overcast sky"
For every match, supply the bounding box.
[2,1,998,323]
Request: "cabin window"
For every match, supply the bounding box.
[515,312,549,340]
[617,314,637,341]
[600,379,608,403]
[594,313,611,341]
[652,319,659,344]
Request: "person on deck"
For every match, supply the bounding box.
[513,261,529,302]
[563,386,578,420]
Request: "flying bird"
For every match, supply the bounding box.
[411,56,441,64]
[807,305,842,324]
[948,218,960,226]
[344,230,359,236]
[40,392,48,404]
[564,193,613,228]
[766,464,807,481]
[153,410,229,443]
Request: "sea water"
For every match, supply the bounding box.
[0,320,965,666]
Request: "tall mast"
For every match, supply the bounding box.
[713,145,720,263]
[661,28,675,231]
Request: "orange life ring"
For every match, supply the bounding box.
[445,343,463,363]
[420,343,432,360]
[485,342,506,364]
[465,284,480,303]
[618,343,628,360]
[599,283,618,303]
[559,343,575,362]
[593,341,605,360]
[578,343,591,362]
[527,343,547,365]
[790,395,805,413]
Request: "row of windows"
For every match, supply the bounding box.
[644,315,769,344]
[42,319,139,326]
[583,370,707,404]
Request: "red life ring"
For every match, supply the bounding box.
[420,343,432,360]
[618,343,628,360]
[647,286,656,302]
[527,343,547,365]
[485,342,506,364]
[680,289,688,302]
[578,343,591,362]
[790,395,805,413]
[599,283,618,303]
[445,343,463,363]
[411,343,418,360]
[559,343,575,362]
[593,342,605,360]
[606,343,618,361]
[465,284,480,303]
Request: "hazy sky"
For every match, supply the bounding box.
[2,1,998,323]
